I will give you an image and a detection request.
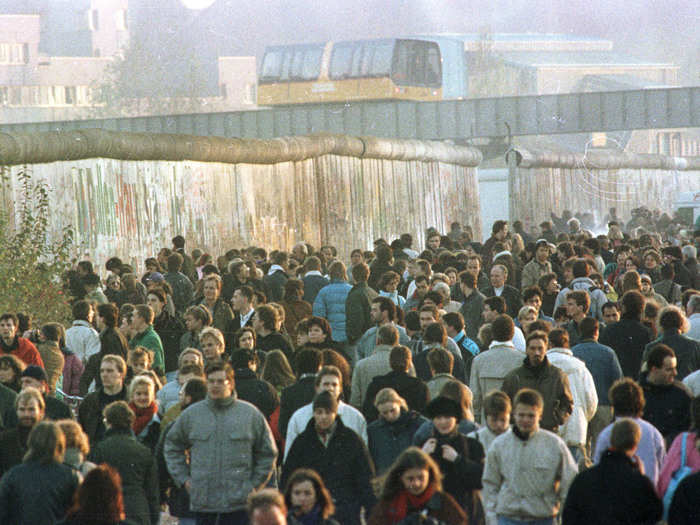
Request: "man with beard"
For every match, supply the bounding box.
[0,387,44,476]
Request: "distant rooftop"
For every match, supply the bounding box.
[499,51,676,68]
[420,32,609,42]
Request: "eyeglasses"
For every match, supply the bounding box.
[207,379,230,385]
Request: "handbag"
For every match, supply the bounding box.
[662,432,693,520]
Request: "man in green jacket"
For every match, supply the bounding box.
[345,262,375,365]
[502,330,573,432]
[130,305,165,374]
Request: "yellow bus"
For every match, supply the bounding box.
[257,38,443,105]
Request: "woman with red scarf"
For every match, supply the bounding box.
[128,375,160,452]
[368,447,467,525]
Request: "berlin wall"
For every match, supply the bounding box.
[507,148,700,231]
[0,130,483,266]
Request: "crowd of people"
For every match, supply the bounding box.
[1,207,700,525]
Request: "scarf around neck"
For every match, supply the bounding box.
[129,401,158,436]
[387,482,437,523]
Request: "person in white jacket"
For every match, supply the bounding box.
[547,328,598,466]
[483,388,578,525]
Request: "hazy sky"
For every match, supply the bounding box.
[156,0,697,64]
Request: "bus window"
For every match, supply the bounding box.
[369,42,393,76]
[289,49,304,80]
[425,44,441,86]
[302,47,323,80]
[260,50,283,81]
[330,44,355,79]
[392,40,413,84]
[392,40,442,86]
[279,49,292,81]
[351,45,365,77]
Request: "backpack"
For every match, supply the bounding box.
[662,432,694,520]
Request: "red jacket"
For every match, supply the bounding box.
[0,337,44,368]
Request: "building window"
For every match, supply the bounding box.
[245,83,256,104]
[220,83,227,98]
[0,43,25,64]
[115,9,127,31]
[65,86,76,104]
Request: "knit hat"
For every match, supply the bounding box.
[146,272,164,283]
[21,365,48,383]
[312,390,338,414]
[426,396,462,420]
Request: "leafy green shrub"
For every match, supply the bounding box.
[0,168,74,325]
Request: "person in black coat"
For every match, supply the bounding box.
[20,365,72,421]
[641,306,700,381]
[90,401,159,525]
[562,418,662,525]
[264,252,290,302]
[417,396,485,524]
[281,391,376,525]
[480,264,522,319]
[231,348,279,419]
[279,349,322,438]
[668,469,700,525]
[148,288,186,376]
[81,304,129,396]
[0,421,80,525]
[368,388,429,474]
[640,345,693,446]
[362,346,429,422]
[598,290,652,378]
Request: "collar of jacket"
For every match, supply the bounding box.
[547,347,573,357]
[523,355,551,375]
[207,393,237,410]
[234,368,256,380]
[105,427,135,438]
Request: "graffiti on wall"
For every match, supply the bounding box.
[6,155,481,270]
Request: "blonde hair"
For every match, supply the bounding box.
[200,327,225,348]
[373,387,408,410]
[128,374,155,401]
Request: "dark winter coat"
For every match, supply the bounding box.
[345,282,373,345]
[502,356,574,432]
[642,329,700,382]
[234,367,280,419]
[264,269,289,302]
[282,416,377,525]
[90,428,160,525]
[0,460,80,525]
[154,310,186,374]
[639,372,692,444]
[362,370,430,422]
[562,449,662,525]
[279,375,317,439]
[668,469,700,525]
[599,317,653,378]
[302,274,330,304]
[368,409,429,474]
[416,428,485,522]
